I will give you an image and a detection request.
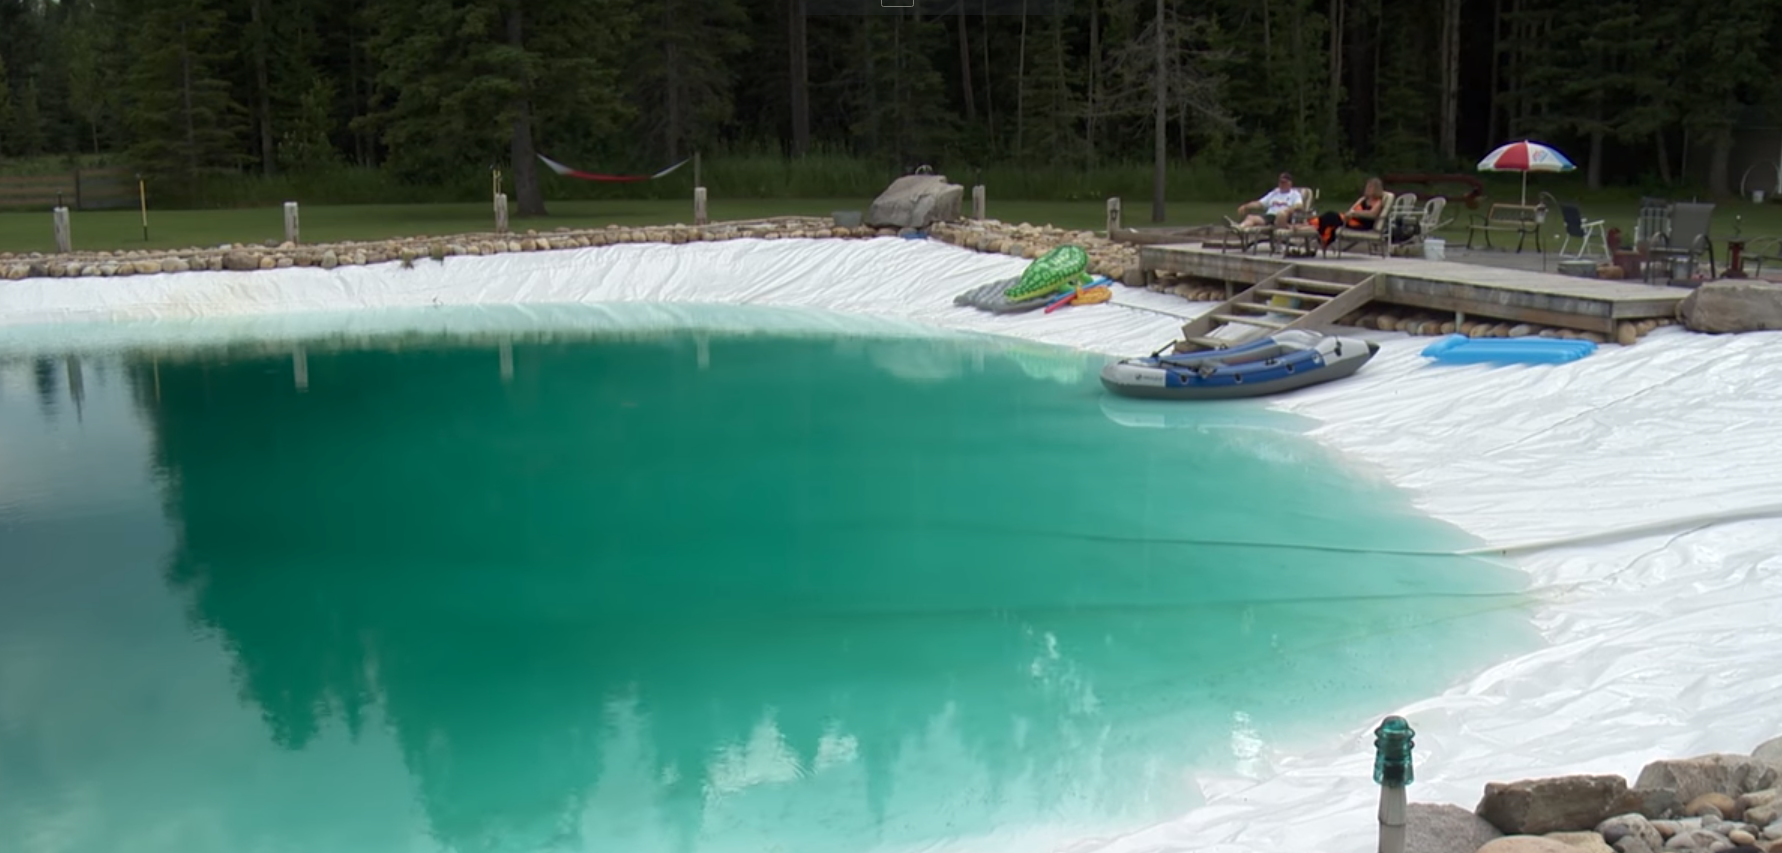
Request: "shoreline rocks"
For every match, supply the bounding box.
[0,215,1146,290]
[1417,735,1782,853]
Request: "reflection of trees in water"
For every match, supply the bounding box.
[121,335,1529,853]
[33,357,58,419]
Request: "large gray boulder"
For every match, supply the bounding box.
[1678,280,1782,333]
[1477,775,1630,835]
[866,173,964,229]
[1635,754,1781,803]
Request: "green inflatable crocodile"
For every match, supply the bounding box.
[1003,244,1091,302]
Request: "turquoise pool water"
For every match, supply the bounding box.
[0,308,1537,853]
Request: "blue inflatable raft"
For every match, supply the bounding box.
[1100,329,1380,400]
[1421,334,1597,365]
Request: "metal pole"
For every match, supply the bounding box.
[1375,716,1415,853]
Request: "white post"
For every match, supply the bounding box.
[696,333,710,370]
[494,193,509,234]
[498,338,513,383]
[972,185,986,220]
[1379,785,1406,853]
[694,187,708,226]
[293,346,309,392]
[1106,197,1123,235]
[283,201,300,244]
[53,206,72,253]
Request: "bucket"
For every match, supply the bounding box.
[1423,237,1447,261]
[1754,190,1767,205]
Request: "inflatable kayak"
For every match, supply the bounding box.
[1100,329,1379,400]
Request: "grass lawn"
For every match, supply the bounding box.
[4,193,1781,262]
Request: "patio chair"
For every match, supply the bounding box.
[1558,203,1607,259]
[1422,197,1453,231]
[1334,191,1408,258]
[1220,188,1314,255]
[1644,201,1716,284]
[1635,196,1672,249]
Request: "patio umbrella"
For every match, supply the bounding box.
[1476,140,1576,205]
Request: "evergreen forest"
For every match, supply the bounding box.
[0,0,1777,212]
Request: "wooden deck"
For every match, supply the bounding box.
[1138,243,1688,335]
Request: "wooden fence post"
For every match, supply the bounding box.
[53,206,72,253]
[283,201,301,244]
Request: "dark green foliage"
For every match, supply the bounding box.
[2,0,1781,203]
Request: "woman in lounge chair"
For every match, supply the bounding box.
[1315,178,1387,248]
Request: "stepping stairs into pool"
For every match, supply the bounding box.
[1171,264,1379,353]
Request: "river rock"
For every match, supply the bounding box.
[1692,794,1743,820]
[1479,837,1585,853]
[1620,788,1687,820]
[223,250,259,271]
[1602,814,1668,853]
[1407,802,1503,853]
[865,173,965,229]
[1665,829,1730,850]
[1547,831,1616,853]
[1480,776,1631,835]
[1638,756,1782,803]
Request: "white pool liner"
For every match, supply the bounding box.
[5,236,1780,853]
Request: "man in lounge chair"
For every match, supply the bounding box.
[1232,173,1305,229]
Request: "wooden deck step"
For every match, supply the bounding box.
[1211,313,1289,329]
[1278,276,1355,294]
[1232,301,1311,316]
[1257,287,1334,303]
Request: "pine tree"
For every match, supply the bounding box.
[122,0,248,178]
[625,0,750,162]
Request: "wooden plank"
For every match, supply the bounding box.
[1375,289,1617,334]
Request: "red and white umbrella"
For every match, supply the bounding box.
[1477,140,1576,205]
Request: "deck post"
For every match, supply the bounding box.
[494,193,509,234]
[1106,197,1123,235]
[498,338,513,383]
[694,187,709,226]
[971,185,986,220]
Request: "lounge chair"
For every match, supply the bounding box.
[1221,190,1313,255]
[1335,191,1410,258]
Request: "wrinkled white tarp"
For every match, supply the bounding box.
[4,237,1781,853]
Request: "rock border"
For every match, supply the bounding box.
[0,216,1140,284]
[1414,735,1782,853]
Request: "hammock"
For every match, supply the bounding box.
[537,153,691,183]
